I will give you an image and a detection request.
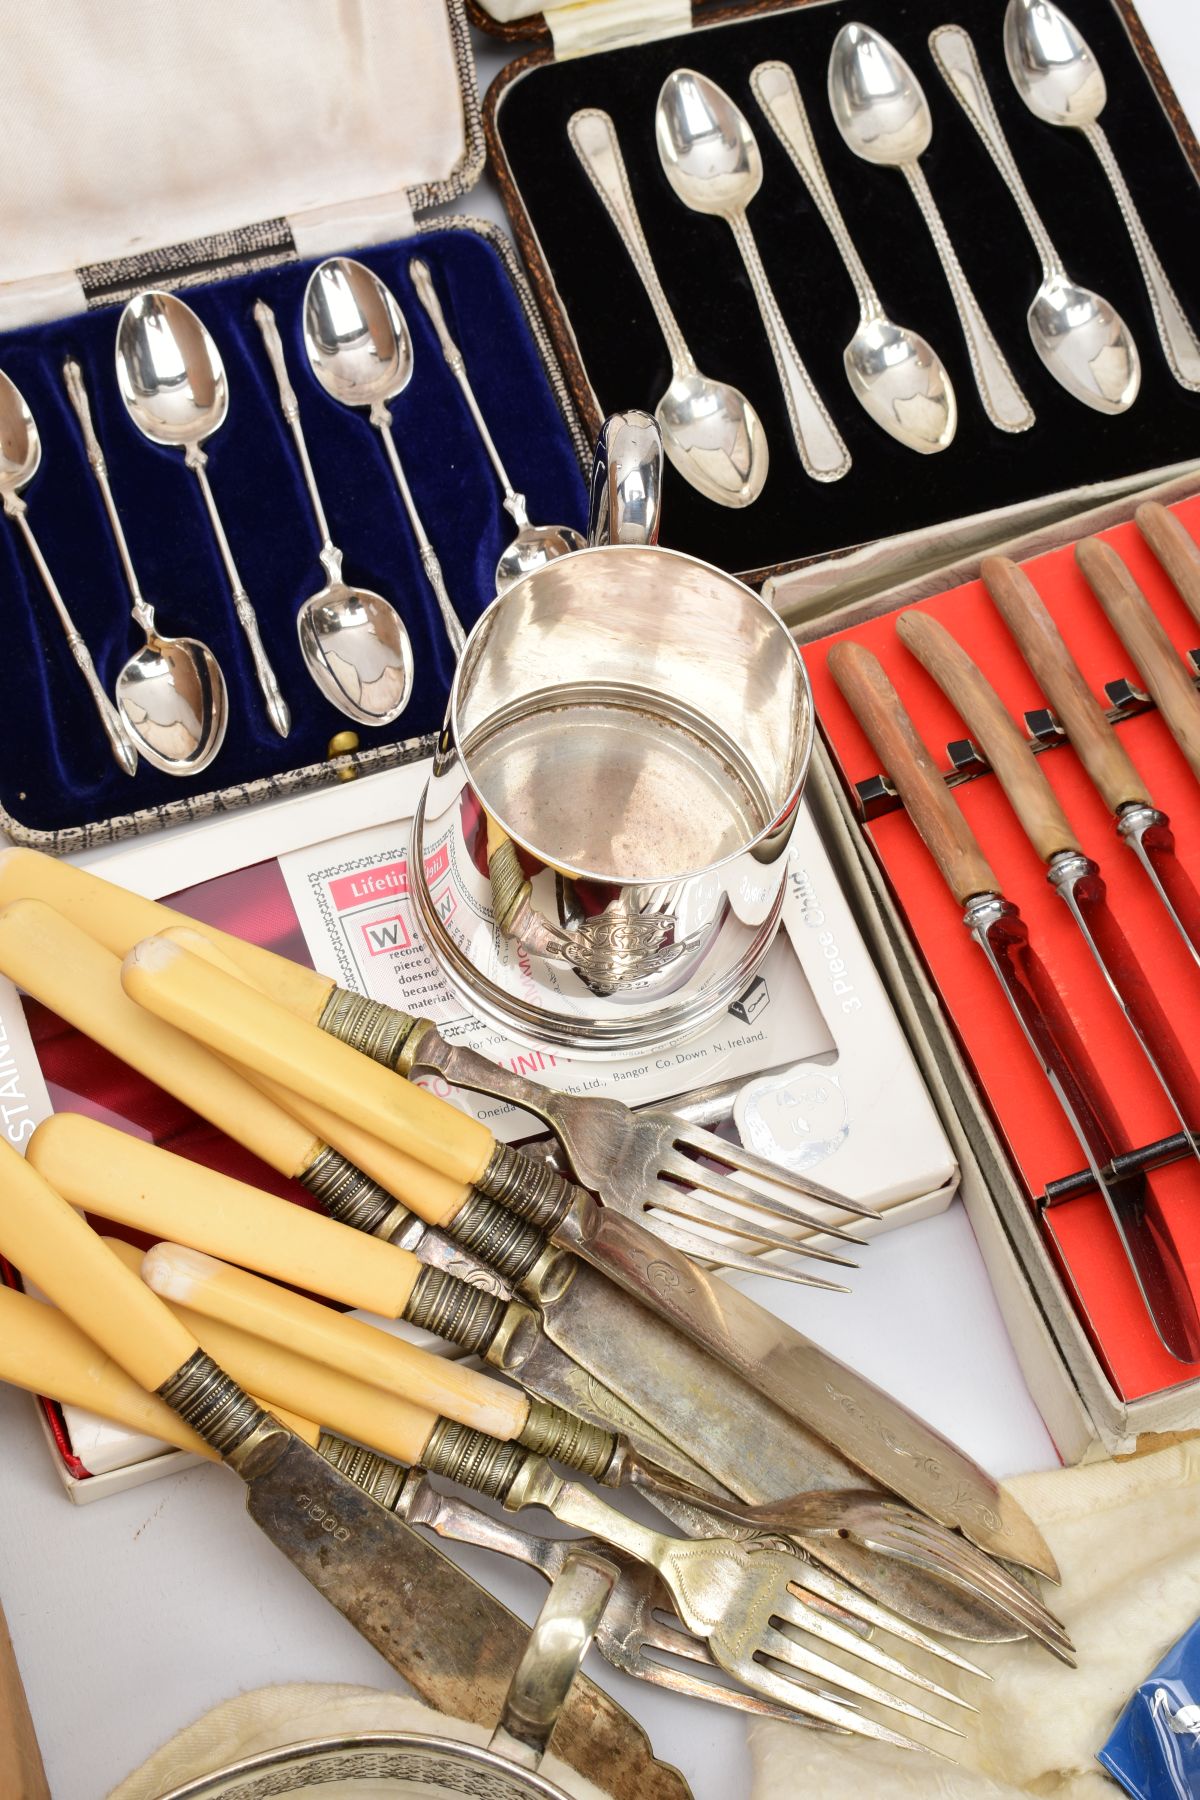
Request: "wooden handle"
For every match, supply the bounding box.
[142,1241,527,1444]
[26,1114,421,1320]
[1137,502,1200,625]
[0,1599,49,1800]
[106,1241,436,1465]
[0,847,333,1023]
[123,938,495,1202]
[0,901,320,1183]
[896,610,1080,864]
[981,555,1151,813]
[0,1140,195,1391]
[159,927,472,1223]
[1077,536,1200,783]
[827,640,999,904]
[0,1283,213,1458]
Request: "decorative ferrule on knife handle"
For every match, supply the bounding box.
[405,1264,510,1356]
[447,1187,554,1284]
[897,608,1082,864]
[516,1396,618,1481]
[1077,535,1200,785]
[473,1140,578,1233]
[827,640,999,904]
[981,555,1152,815]
[300,1141,411,1239]
[317,986,425,1070]
[158,1349,285,1473]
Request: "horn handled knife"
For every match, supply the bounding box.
[1136,502,1200,627]
[0,1142,688,1800]
[1077,535,1200,785]
[830,637,1200,1365]
[897,609,1200,1138]
[981,555,1200,977]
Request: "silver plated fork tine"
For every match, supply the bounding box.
[774,1587,976,1712]
[870,1515,1072,1634]
[642,1213,850,1289]
[787,1562,988,1678]
[750,1629,947,1745]
[657,1144,875,1234]
[656,1114,883,1218]
[865,1537,1074,1659]
[633,1649,840,1724]
[647,1183,861,1262]
[758,1624,962,1736]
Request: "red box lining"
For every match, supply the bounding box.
[807,495,1200,1403]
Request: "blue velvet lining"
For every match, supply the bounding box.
[0,228,588,834]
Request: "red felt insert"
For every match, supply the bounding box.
[807,495,1200,1403]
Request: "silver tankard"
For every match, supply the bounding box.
[410,412,813,1054]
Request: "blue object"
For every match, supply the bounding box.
[1099,1617,1200,1798]
[0,228,587,835]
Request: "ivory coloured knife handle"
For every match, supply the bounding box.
[0,900,322,1183]
[26,1113,421,1319]
[123,937,494,1207]
[827,640,999,904]
[104,1241,438,1465]
[0,1282,214,1458]
[0,1141,196,1391]
[157,924,468,1222]
[981,555,1151,814]
[896,610,1081,864]
[0,846,334,1023]
[1077,536,1200,784]
[1136,502,1200,623]
[141,1241,527,1444]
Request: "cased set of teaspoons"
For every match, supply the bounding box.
[489,0,1200,579]
[0,235,587,838]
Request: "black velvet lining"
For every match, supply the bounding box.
[493,0,1200,574]
[0,228,587,834]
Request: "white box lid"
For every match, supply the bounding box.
[0,0,481,319]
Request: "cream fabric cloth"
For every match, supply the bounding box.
[750,1442,1200,1798]
[107,1681,613,1800]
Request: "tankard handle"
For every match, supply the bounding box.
[587,411,662,547]
[488,1550,619,1773]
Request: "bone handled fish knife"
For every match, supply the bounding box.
[982,555,1200,975]
[832,634,1200,1364]
[117,936,1056,1577]
[0,1141,688,1800]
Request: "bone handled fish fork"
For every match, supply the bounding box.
[320,1432,965,1748]
[318,997,879,1281]
[377,1458,825,1723]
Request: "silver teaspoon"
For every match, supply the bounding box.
[408,258,585,589]
[655,69,850,483]
[930,24,1140,414]
[115,291,291,736]
[828,23,1034,434]
[1004,0,1200,391]
[0,368,137,775]
[568,107,768,507]
[62,358,228,775]
[302,258,466,658]
[254,302,413,727]
[751,62,957,455]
